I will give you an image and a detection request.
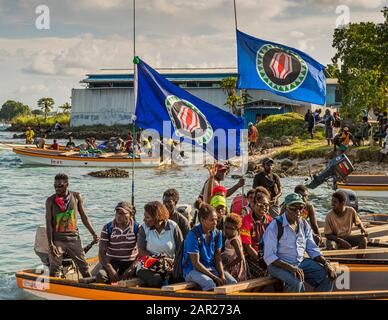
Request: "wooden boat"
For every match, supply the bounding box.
[336,175,388,198]
[15,257,388,300]
[12,146,162,168]
[0,142,38,151]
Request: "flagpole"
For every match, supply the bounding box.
[131,0,137,206]
[233,0,246,208]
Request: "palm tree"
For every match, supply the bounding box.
[59,102,71,114]
[37,97,55,120]
[220,77,243,115]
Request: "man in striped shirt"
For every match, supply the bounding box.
[97,202,139,284]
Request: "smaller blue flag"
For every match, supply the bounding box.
[135,60,245,160]
[237,30,326,105]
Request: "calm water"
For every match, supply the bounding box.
[0,129,387,300]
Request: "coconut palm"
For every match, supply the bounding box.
[59,102,71,114]
[37,97,55,120]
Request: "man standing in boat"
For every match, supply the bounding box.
[46,173,99,278]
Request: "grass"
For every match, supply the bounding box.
[274,139,333,160]
[12,114,70,128]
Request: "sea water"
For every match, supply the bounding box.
[0,129,387,300]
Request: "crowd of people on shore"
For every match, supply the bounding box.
[304,109,388,159]
[44,158,370,293]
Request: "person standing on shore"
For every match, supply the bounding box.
[323,109,334,145]
[252,158,282,217]
[248,122,258,154]
[46,173,99,278]
[304,110,315,139]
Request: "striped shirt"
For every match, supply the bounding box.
[100,220,138,262]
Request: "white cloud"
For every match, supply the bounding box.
[290,31,305,38]
[15,84,48,94]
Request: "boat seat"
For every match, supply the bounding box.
[214,276,278,294]
[161,282,197,292]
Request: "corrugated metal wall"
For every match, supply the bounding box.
[71,88,135,126]
[71,87,230,126]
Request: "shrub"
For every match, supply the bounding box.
[257,112,324,141]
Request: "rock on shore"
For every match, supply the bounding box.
[88,169,129,178]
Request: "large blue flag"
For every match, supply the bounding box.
[135,59,245,160]
[237,30,326,105]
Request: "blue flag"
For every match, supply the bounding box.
[237,30,326,105]
[135,59,245,160]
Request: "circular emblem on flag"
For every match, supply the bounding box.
[256,44,308,93]
[165,95,213,144]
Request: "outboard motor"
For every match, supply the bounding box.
[306,154,354,189]
[337,189,359,212]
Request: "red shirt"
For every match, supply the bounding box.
[50,143,59,150]
[240,213,272,252]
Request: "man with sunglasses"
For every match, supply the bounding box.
[263,193,336,293]
[46,173,99,278]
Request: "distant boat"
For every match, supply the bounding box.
[336,175,388,199]
[12,146,163,168]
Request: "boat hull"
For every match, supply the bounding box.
[15,261,388,300]
[13,147,161,168]
[336,175,388,198]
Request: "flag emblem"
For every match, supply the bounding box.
[165,95,213,144]
[256,44,308,93]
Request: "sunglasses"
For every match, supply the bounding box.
[288,206,305,212]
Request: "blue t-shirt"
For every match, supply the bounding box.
[182,224,222,276]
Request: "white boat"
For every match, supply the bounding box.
[13,147,162,168]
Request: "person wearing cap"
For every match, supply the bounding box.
[248,122,258,154]
[97,202,139,284]
[252,157,282,218]
[25,126,35,144]
[263,193,336,293]
[333,127,355,154]
[210,195,228,231]
[200,163,245,204]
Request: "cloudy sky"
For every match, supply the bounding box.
[0,0,385,109]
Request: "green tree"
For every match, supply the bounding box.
[220,77,243,115]
[38,97,55,120]
[31,109,43,116]
[59,102,71,114]
[331,7,387,120]
[0,100,30,121]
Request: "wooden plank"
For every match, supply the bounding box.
[214,277,276,294]
[322,248,388,257]
[161,282,197,292]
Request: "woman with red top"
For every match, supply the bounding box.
[240,192,273,278]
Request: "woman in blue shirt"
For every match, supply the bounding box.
[182,202,237,291]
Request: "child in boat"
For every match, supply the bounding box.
[222,214,248,281]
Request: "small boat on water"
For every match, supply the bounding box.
[0,142,38,151]
[336,175,388,199]
[15,257,388,300]
[12,146,163,168]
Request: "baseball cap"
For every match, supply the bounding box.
[262,157,274,165]
[284,193,305,207]
[343,127,349,131]
[115,201,133,214]
[210,195,227,209]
